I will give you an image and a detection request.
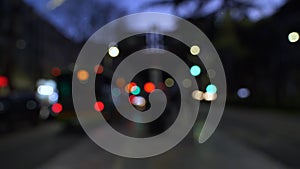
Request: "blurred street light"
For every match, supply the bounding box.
[108,46,120,57]
[190,45,200,55]
[288,32,299,43]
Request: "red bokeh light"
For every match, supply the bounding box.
[94,101,105,112]
[51,67,61,77]
[94,65,104,74]
[0,76,8,88]
[144,82,155,93]
[52,103,63,114]
[158,82,166,90]
[129,95,136,104]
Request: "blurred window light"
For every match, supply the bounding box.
[288,32,299,43]
[237,88,250,99]
[165,78,174,87]
[190,45,200,55]
[108,46,119,57]
[0,76,8,88]
[192,90,204,101]
[144,82,156,93]
[51,103,63,114]
[131,85,141,95]
[94,101,105,112]
[182,78,192,88]
[206,84,217,94]
[38,85,54,96]
[190,65,201,76]
[77,70,89,81]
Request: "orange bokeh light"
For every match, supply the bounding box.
[77,70,89,81]
[144,82,155,93]
[125,82,137,93]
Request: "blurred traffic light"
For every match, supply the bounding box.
[0,76,8,88]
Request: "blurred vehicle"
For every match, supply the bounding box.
[0,92,41,131]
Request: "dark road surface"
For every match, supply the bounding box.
[0,107,299,169]
[221,107,300,168]
[0,122,83,169]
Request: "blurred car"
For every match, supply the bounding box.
[0,92,41,131]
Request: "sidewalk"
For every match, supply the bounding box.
[38,129,290,169]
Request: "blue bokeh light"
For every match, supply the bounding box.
[190,65,201,76]
[206,84,217,94]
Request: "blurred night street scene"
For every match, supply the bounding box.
[1,0,300,168]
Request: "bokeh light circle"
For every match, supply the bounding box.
[130,85,141,95]
[190,65,201,76]
[237,88,250,99]
[190,45,200,55]
[165,78,175,87]
[94,101,105,112]
[206,84,217,94]
[108,46,120,57]
[51,103,63,114]
[77,70,89,81]
[288,32,299,43]
[144,82,156,93]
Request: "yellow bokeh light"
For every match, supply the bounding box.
[108,46,119,57]
[165,78,174,87]
[288,32,299,43]
[190,45,200,55]
[77,70,89,81]
[192,90,204,101]
[203,92,217,101]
